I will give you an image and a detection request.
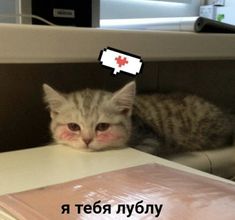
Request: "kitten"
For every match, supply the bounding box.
[43,82,134,151]
[43,81,234,157]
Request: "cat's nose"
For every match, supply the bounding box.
[83,138,92,145]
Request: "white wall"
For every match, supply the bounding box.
[100,0,205,19]
[0,0,31,24]
[216,0,235,25]
[0,0,18,23]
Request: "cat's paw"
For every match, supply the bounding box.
[133,138,161,155]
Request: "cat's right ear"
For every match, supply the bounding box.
[43,84,66,118]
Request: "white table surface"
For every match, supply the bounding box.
[0,144,234,196]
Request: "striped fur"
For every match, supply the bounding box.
[43,82,134,151]
[132,93,233,156]
[43,82,234,156]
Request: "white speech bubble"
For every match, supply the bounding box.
[98,47,143,75]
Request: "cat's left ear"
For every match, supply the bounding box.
[111,81,136,115]
[43,84,67,118]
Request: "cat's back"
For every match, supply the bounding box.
[134,93,221,118]
[134,93,199,121]
[133,93,233,151]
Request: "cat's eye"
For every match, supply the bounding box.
[67,123,80,132]
[96,123,110,131]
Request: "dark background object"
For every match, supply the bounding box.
[0,61,235,152]
[195,17,235,33]
[31,0,98,27]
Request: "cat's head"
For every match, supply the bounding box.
[43,81,136,151]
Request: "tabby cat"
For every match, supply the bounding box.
[43,81,234,157]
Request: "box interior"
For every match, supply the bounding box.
[0,60,235,152]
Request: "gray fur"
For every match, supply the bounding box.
[43,82,234,157]
[131,93,234,156]
[43,82,135,151]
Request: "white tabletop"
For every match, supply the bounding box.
[0,144,234,196]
